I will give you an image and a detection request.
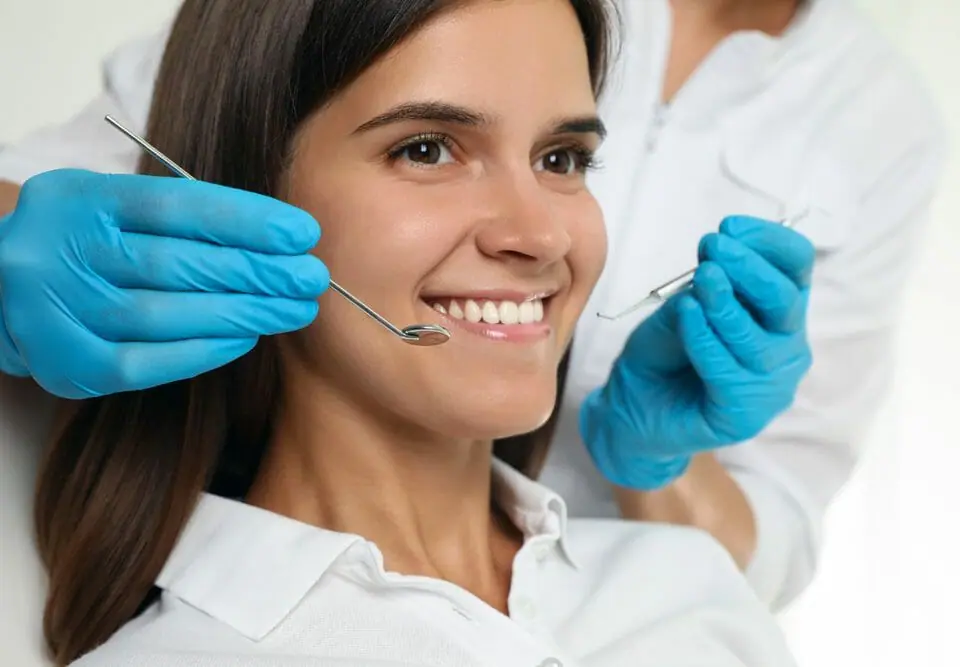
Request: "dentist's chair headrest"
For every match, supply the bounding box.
[0,375,56,666]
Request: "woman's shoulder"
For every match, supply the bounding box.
[560,518,760,613]
[550,520,798,666]
[68,598,241,667]
[565,516,739,572]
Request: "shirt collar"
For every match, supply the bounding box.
[491,458,581,569]
[156,458,577,642]
[155,492,363,642]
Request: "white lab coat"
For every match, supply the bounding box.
[0,0,948,663]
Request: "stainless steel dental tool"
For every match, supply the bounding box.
[104,115,451,346]
[596,209,811,321]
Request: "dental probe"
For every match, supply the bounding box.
[596,209,811,321]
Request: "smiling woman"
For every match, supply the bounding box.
[33,1,796,666]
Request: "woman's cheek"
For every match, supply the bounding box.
[571,199,608,290]
[356,197,470,280]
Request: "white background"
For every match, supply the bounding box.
[0,1,957,665]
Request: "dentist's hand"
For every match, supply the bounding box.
[0,169,329,399]
[580,216,815,490]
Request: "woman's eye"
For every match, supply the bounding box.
[537,148,593,175]
[396,139,454,166]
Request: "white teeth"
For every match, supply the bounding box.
[481,301,500,324]
[518,301,535,324]
[435,297,545,325]
[464,299,483,323]
[499,301,520,325]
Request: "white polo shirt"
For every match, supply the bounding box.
[72,460,797,667]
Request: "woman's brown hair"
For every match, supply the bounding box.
[33,0,617,663]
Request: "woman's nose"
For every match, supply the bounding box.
[474,178,572,268]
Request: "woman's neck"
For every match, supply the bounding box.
[245,369,521,611]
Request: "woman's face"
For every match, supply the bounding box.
[283,0,607,441]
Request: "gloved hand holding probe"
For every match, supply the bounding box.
[580,215,816,490]
[0,169,329,399]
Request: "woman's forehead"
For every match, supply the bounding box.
[319,0,597,129]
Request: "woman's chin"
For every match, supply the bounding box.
[425,391,559,442]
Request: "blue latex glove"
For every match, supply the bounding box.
[0,169,329,399]
[580,215,815,490]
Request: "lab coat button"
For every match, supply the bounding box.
[537,658,563,667]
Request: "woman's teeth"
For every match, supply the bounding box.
[430,298,545,325]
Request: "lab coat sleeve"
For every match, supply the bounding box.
[0,27,168,184]
[717,95,950,610]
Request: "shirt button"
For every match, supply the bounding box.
[534,543,551,562]
[537,659,563,667]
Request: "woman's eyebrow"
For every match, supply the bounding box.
[353,101,490,134]
[353,101,606,140]
[553,116,607,140]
